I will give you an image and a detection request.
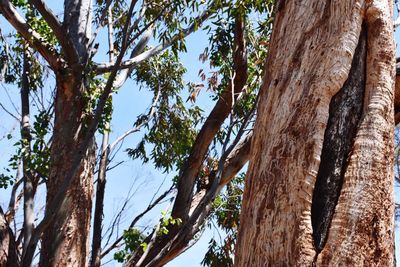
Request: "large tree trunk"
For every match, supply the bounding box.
[235,0,395,266]
[39,71,96,266]
[39,0,95,266]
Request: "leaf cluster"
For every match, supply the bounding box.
[127,50,203,172]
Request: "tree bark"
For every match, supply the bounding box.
[0,207,18,267]
[39,69,96,266]
[38,0,96,265]
[235,0,395,266]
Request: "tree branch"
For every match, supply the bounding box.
[0,0,61,70]
[94,4,213,74]
[113,26,154,88]
[28,0,79,64]
[171,13,247,223]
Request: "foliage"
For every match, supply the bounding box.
[0,111,51,189]
[158,211,183,236]
[114,228,146,263]
[127,50,203,172]
[0,0,275,265]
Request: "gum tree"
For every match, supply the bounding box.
[236,0,396,265]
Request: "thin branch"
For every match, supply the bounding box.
[1,83,20,116]
[109,89,160,151]
[100,186,173,258]
[5,166,23,223]
[0,102,20,121]
[0,0,61,69]
[87,0,114,57]
[134,198,175,267]
[94,3,214,74]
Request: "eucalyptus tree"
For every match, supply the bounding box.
[235,0,397,265]
[0,0,274,267]
[0,0,216,265]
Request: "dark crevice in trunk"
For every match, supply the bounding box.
[311,23,367,253]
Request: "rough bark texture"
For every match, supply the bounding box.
[311,24,366,252]
[235,0,394,266]
[316,1,395,265]
[39,71,96,267]
[394,66,400,124]
[38,0,95,266]
[0,208,18,267]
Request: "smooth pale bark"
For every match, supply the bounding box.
[235,0,394,266]
[21,45,36,256]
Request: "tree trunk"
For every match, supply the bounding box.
[39,70,96,266]
[235,0,395,266]
[39,0,95,265]
[0,207,18,267]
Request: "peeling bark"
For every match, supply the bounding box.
[235,0,394,266]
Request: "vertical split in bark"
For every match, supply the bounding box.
[236,0,394,266]
[235,1,365,266]
[316,1,395,265]
[311,24,367,253]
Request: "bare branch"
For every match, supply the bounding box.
[87,0,113,57]
[113,26,154,88]
[90,4,114,264]
[0,102,19,121]
[100,187,173,258]
[21,46,35,255]
[28,0,79,64]
[5,170,23,223]
[109,89,160,151]
[94,4,214,74]
[0,0,61,69]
